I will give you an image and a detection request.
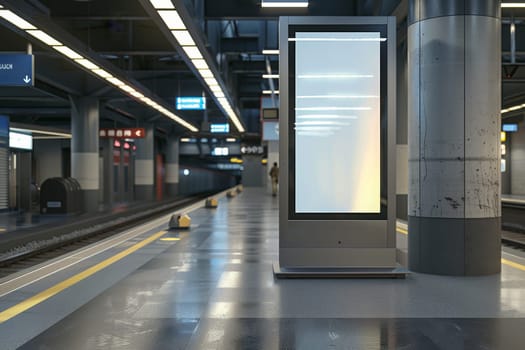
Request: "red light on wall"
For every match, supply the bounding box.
[114,139,121,148]
[123,142,130,150]
[132,145,137,151]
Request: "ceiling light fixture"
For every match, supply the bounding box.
[0,6,198,132]
[147,2,245,133]
[263,90,280,94]
[262,49,279,55]
[263,74,279,79]
[502,3,525,7]
[149,0,175,9]
[261,0,309,8]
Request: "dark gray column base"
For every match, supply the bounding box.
[396,195,408,221]
[83,190,99,213]
[166,183,178,198]
[135,185,154,201]
[408,216,501,276]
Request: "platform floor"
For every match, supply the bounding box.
[1,188,525,349]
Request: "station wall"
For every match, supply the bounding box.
[510,121,525,194]
[178,166,236,195]
[33,139,66,186]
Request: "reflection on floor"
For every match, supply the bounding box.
[11,188,525,349]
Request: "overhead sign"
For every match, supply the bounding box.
[0,54,34,87]
[176,97,206,110]
[99,128,146,139]
[9,131,32,150]
[210,123,230,133]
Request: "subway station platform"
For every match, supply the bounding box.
[1,188,525,349]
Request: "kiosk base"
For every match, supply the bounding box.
[273,261,409,279]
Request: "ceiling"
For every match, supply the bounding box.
[0,0,525,139]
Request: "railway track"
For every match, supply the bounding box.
[0,193,212,279]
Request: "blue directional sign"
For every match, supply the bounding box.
[176,96,206,110]
[0,54,34,87]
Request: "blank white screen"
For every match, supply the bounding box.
[294,32,381,213]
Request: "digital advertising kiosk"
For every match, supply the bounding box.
[274,16,404,277]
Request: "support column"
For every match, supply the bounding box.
[165,134,179,197]
[408,0,501,275]
[71,97,99,212]
[134,124,154,201]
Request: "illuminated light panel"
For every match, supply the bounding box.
[192,59,208,69]
[74,58,99,70]
[26,30,62,46]
[213,91,225,98]
[226,138,237,142]
[296,107,371,111]
[171,30,195,46]
[502,3,525,7]
[107,77,125,86]
[501,103,525,114]
[263,90,280,94]
[262,49,279,55]
[297,74,374,79]
[263,74,279,79]
[261,1,309,8]
[180,138,191,142]
[92,69,113,79]
[120,85,136,93]
[10,127,71,138]
[0,9,36,29]
[198,69,214,78]
[53,46,83,59]
[182,46,202,59]
[204,77,218,86]
[150,0,175,9]
[158,10,186,30]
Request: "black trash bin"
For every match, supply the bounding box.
[40,177,83,214]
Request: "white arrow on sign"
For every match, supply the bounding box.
[135,130,142,137]
[23,75,31,84]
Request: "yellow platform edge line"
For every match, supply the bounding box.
[0,230,168,324]
[501,258,525,272]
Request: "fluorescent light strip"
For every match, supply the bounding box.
[263,90,279,94]
[10,127,71,138]
[0,9,36,29]
[263,74,279,79]
[26,30,62,46]
[192,59,208,69]
[151,5,245,132]
[501,103,525,113]
[2,5,197,132]
[296,121,350,126]
[171,30,195,46]
[502,3,525,7]
[74,58,99,70]
[183,46,202,59]
[289,37,386,42]
[149,0,175,9]
[298,74,374,79]
[158,10,185,30]
[53,46,83,59]
[261,1,309,8]
[262,49,279,55]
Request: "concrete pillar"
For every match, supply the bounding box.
[165,134,179,197]
[408,0,501,275]
[70,97,99,212]
[134,124,154,201]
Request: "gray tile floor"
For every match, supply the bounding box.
[6,188,525,349]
